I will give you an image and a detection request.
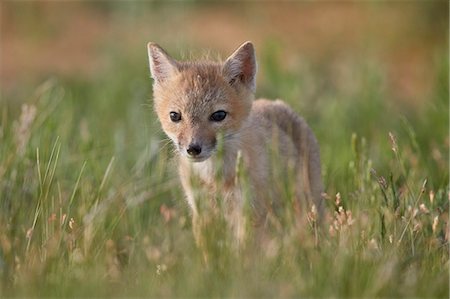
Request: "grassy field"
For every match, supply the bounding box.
[1,3,449,298]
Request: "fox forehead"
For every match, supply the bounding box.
[157,63,232,116]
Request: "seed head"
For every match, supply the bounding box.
[388,132,398,154]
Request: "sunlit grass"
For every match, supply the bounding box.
[0,44,448,297]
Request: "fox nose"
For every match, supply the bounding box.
[186,144,202,156]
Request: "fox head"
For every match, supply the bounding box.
[147,41,257,162]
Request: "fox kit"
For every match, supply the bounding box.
[147,41,323,245]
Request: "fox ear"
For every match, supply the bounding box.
[223,41,257,92]
[147,42,179,84]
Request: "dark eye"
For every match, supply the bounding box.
[210,110,227,122]
[170,112,181,122]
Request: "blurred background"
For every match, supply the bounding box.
[0,2,448,297]
[2,2,447,103]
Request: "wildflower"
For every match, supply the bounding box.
[335,192,341,206]
[378,176,388,190]
[368,238,379,250]
[432,216,439,233]
[26,228,33,239]
[61,213,67,226]
[156,264,167,275]
[388,132,398,154]
[420,179,427,194]
[429,190,435,204]
[413,221,422,232]
[307,204,318,224]
[332,203,354,233]
[321,192,331,201]
[419,204,429,214]
[69,218,75,230]
[407,205,418,218]
[160,204,176,223]
[14,104,37,156]
[346,210,355,225]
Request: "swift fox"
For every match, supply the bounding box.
[147,41,324,244]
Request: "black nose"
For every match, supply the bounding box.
[186,144,202,156]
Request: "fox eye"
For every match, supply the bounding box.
[170,111,181,122]
[210,110,227,122]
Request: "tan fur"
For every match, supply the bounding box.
[147,41,324,246]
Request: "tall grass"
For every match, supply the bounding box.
[0,44,448,297]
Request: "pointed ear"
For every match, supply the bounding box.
[223,41,257,92]
[147,42,179,84]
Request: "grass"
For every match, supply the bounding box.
[0,39,448,297]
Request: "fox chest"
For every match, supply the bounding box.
[189,158,237,193]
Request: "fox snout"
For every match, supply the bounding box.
[186,143,202,157]
[180,141,215,162]
[177,134,217,162]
